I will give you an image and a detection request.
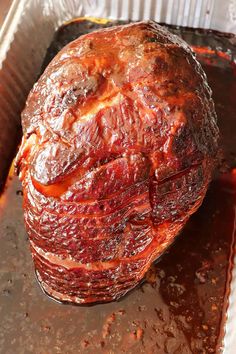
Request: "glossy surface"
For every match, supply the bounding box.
[0,22,235,354]
[16,21,218,304]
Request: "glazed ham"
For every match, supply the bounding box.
[16,21,219,304]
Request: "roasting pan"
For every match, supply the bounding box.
[0,1,236,353]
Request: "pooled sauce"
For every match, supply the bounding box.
[0,19,235,353]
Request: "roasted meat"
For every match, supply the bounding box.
[16,21,219,304]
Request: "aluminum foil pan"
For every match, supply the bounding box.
[0,1,236,353]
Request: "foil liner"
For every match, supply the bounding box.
[0,1,235,352]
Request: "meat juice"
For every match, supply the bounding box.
[0,20,235,353]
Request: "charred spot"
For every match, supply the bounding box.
[155,57,169,72]
[147,37,158,43]
[172,125,194,156]
[61,79,98,108]
[99,204,105,211]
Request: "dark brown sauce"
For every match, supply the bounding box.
[0,19,235,353]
